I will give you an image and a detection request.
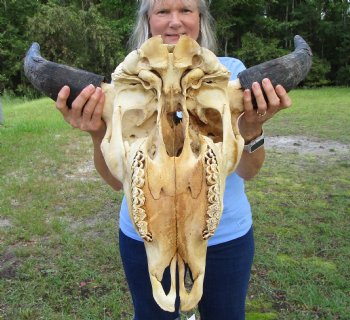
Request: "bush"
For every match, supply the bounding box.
[234,32,288,67]
[26,4,126,78]
[335,65,350,86]
[303,55,331,87]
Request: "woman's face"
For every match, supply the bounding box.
[149,0,200,44]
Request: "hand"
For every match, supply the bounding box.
[239,78,292,142]
[56,84,106,140]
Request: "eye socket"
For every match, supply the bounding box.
[192,55,202,67]
[181,68,205,89]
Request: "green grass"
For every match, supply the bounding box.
[245,87,350,319]
[264,87,350,143]
[1,88,349,319]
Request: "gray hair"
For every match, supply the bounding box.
[128,0,217,53]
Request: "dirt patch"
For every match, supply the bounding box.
[0,218,12,228]
[266,135,350,156]
[64,160,100,182]
[0,251,20,279]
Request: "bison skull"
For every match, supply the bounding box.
[100,35,244,311]
[24,34,312,312]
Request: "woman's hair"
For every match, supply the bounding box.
[128,0,217,53]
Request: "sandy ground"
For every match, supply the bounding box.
[266,135,350,156]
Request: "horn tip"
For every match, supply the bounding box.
[31,42,40,48]
[27,42,41,56]
[294,35,313,56]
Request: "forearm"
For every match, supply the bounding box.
[235,146,265,180]
[91,134,123,191]
[236,113,265,180]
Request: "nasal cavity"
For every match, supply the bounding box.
[161,107,185,157]
[174,111,183,124]
[165,110,183,127]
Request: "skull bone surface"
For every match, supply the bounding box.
[101,35,245,312]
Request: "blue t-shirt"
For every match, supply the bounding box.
[119,56,252,246]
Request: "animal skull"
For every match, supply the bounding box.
[101,35,244,311]
[24,34,312,312]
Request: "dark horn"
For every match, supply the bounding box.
[24,42,105,108]
[238,35,312,100]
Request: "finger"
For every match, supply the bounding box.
[262,78,280,110]
[243,89,254,114]
[56,86,70,118]
[252,82,267,114]
[71,84,96,119]
[275,85,292,108]
[82,87,102,123]
[92,90,105,123]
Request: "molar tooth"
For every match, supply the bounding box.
[131,151,152,242]
[202,146,221,240]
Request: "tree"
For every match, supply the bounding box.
[0,0,39,94]
[211,0,267,56]
[235,32,288,67]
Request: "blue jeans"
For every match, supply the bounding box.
[119,227,254,320]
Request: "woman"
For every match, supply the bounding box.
[56,1,291,319]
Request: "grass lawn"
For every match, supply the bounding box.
[1,87,349,319]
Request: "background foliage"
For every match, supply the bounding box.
[0,0,349,96]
